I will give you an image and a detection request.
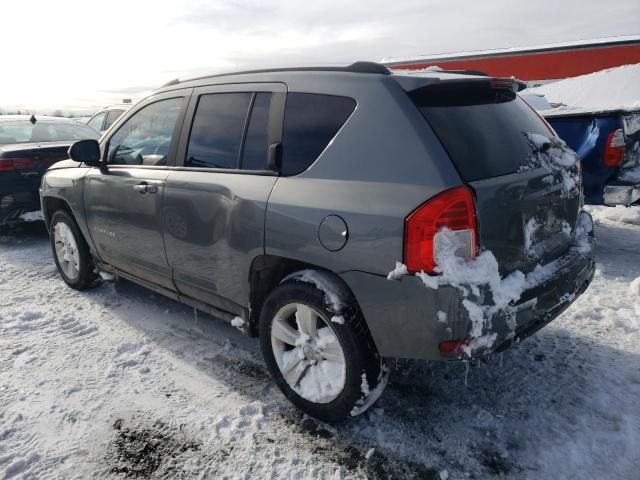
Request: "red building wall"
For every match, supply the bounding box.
[386,41,640,81]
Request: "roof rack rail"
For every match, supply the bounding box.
[344,61,391,75]
[162,78,181,87]
[158,61,391,88]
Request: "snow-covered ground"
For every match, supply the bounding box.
[1,213,639,479]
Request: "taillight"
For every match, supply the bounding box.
[0,157,41,172]
[603,129,625,167]
[0,158,16,172]
[404,186,478,274]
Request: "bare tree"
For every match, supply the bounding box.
[52,110,64,117]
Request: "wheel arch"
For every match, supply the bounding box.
[41,196,73,230]
[247,254,362,337]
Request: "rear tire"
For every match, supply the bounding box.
[50,210,97,290]
[259,271,387,423]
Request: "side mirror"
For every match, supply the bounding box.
[68,139,102,167]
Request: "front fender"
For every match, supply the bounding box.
[41,167,96,254]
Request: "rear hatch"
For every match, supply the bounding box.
[404,75,582,274]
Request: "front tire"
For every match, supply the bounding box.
[259,272,387,422]
[50,210,97,290]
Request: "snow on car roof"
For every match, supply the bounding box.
[522,63,640,116]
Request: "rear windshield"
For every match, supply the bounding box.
[0,121,99,145]
[415,86,553,181]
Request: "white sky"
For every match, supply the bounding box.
[1,0,638,114]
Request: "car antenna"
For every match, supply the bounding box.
[30,114,37,125]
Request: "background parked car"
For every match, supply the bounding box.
[85,104,130,134]
[543,108,640,206]
[0,115,99,228]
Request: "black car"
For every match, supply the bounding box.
[0,115,99,228]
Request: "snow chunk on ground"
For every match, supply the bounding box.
[230,317,245,330]
[630,276,640,296]
[19,210,44,222]
[99,271,115,281]
[585,205,640,226]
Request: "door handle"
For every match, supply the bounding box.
[133,183,159,194]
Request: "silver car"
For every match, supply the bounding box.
[40,62,595,421]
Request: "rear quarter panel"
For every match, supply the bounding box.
[265,74,462,277]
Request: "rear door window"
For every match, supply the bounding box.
[281,93,355,175]
[416,87,553,181]
[186,93,252,169]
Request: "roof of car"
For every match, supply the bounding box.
[91,104,132,115]
[160,61,393,88]
[154,61,493,96]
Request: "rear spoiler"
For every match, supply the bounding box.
[396,75,527,107]
[393,74,526,94]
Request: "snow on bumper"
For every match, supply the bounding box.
[342,218,596,361]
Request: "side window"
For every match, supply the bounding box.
[106,98,183,166]
[87,112,106,131]
[281,93,356,176]
[104,109,125,130]
[186,93,252,169]
[240,93,272,170]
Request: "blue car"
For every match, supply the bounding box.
[544,109,640,206]
[0,115,99,228]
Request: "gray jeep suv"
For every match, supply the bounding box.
[40,62,595,422]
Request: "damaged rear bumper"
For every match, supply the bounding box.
[0,191,41,227]
[342,225,596,361]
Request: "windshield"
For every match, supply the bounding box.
[0,121,99,145]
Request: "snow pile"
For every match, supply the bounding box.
[585,205,640,226]
[525,63,640,113]
[520,93,553,111]
[19,210,44,222]
[523,133,580,196]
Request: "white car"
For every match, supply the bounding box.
[86,105,131,134]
